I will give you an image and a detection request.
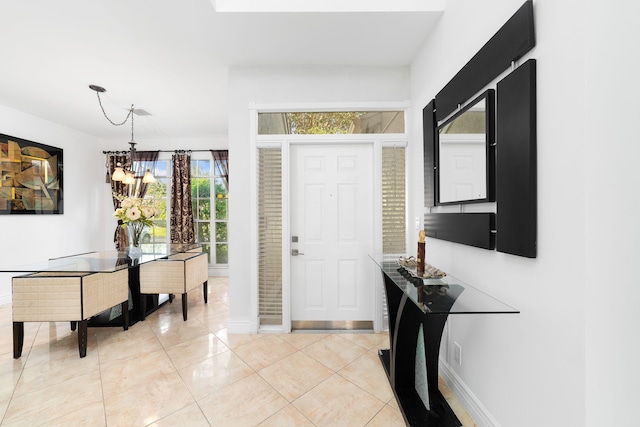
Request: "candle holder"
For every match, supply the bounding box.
[417,241,425,276]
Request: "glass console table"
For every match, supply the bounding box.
[370,255,519,427]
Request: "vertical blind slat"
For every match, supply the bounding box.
[257,148,283,319]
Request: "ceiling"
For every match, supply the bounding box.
[0,0,443,141]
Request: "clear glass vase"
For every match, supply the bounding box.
[127,223,143,257]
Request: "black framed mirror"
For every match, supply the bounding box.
[423,1,535,256]
[435,89,495,205]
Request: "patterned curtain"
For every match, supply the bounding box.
[108,153,130,250]
[210,150,229,191]
[131,151,159,198]
[170,152,195,244]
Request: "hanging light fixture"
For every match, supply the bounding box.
[112,164,126,181]
[142,169,155,183]
[90,84,155,184]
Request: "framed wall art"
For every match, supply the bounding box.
[0,134,63,214]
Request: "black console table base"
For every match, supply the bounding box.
[379,349,461,427]
[381,269,462,427]
[372,255,518,427]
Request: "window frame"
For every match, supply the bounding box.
[135,152,229,268]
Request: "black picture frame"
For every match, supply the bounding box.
[0,134,64,215]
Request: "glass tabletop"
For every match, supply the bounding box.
[0,243,202,273]
[370,254,519,315]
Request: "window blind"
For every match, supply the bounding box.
[257,148,283,323]
[382,146,406,254]
[381,146,406,331]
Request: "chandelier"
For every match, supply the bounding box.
[90,84,154,184]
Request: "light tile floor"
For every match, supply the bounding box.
[0,277,476,426]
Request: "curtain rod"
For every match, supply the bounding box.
[158,150,215,153]
[103,149,221,154]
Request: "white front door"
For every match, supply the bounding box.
[290,143,374,326]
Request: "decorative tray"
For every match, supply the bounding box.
[397,257,447,279]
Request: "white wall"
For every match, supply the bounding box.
[227,66,410,331]
[409,0,640,425]
[0,105,107,304]
[584,1,640,426]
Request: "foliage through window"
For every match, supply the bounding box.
[142,161,169,248]
[258,111,405,135]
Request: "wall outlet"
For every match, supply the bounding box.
[415,217,420,230]
[454,342,462,366]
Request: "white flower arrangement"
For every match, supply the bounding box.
[113,193,157,247]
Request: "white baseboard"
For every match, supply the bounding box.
[208,267,229,276]
[226,318,258,334]
[258,324,284,334]
[439,360,501,427]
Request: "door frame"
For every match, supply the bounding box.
[250,102,410,334]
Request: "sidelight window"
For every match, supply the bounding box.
[382,146,406,254]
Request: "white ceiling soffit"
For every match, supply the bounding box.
[0,0,444,140]
[213,0,445,13]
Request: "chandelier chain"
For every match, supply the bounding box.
[95,92,133,127]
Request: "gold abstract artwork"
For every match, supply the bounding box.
[0,134,63,214]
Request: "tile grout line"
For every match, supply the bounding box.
[0,280,416,426]
[152,323,208,427]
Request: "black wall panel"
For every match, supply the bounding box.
[423,100,436,207]
[435,0,535,121]
[496,59,537,257]
[424,213,495,250]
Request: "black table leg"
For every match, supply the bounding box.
[78,319,88,358]
[203,281,208,304]
[122,300,129,330]
[13,322,24,359]
[139,295,147,321]
[182,293,188,321]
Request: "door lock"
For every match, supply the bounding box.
[291,249,305,256]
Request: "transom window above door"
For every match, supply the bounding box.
[258,111,405,135]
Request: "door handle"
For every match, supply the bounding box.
[291,249,305,256]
